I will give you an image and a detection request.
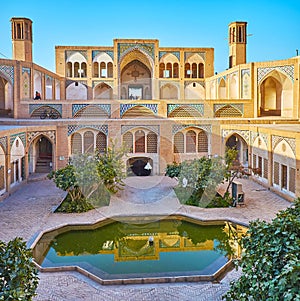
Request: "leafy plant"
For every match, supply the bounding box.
[165,162,181,178]
[223,198,300,301]
[170,156,227,207]
[0,237,39,301]
[96,140,127,194]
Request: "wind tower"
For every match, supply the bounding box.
[228,21,247,68]
[10,17,33,62]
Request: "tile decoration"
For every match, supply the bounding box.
[0,136,8,153]
[10,132,26,148]
[67,124,108,136]
[250,131,269,147]
[29,104,62,115]
[118,43,155,60]
[72,104,111,117]
[167,104,204,116]
[214,103,244,114]
[222,129,250,144]
[120,104,158,117]
[172,124,211,134]
[27,131,56,144]
[0,65,14,83]
[121,125,159,135]
[92,50,114,60]
[159,51,180,61]
[65,50,88,61]
[257,65,294,83]
[22,67,31,75]
[241,69,250,99]
[272,135,296,156]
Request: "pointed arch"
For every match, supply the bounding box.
[225,133,248,166]
[184,82,205,100]
[71,132,82,154]
[218,78,226,99]
[94,83,113,99]
[66,82,87,100]
[122,105,156,118]
[215,105,242,117]
[73,105,109,119]
[160,83,178,99]
[168,105,203,118]
[229,74,238,99]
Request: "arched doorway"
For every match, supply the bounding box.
[34,136,53,173]
[120,59,152,100]
[226,134,248,166]
[127,157,153,176]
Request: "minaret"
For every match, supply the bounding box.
[228,21,247,68]
[10,17,33,62]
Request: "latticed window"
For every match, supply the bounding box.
[263,158,268,179]
[281,164,287,189]
[198,131,208,152]
[123,132,133,153]
[147,132,157,153]
[174,132,184,153]
[186,130,196,153]
[258,156,262,176]
[83,131,94,153]
[135,130,145,153]
[289,167,296,193]
[96,132,106,153]
[215,105,242,117]
[274,162,279,185]
[71,133,82,154]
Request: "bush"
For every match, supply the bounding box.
[55,187,94,213]
[223,198,300,301]
[0,237,39,301]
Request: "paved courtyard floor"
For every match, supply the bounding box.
[0,175,292,301]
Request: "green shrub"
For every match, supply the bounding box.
[55,189,94,213]
[223,198,300,301]
[0,237,39,301]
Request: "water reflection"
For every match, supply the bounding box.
[33,217,247,279]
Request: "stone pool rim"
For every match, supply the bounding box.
[30,214,247,285]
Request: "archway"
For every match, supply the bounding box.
[226,134,248,166]
[120,59,152,100]
[30,136,53,173]
[127,157,153,176]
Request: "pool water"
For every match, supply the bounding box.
[33,217,243,280]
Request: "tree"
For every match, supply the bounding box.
[96,140,127,194]
[166,156,227,207]
[223,199,300,301]
[0,237,39,301]
[48,164,94,212]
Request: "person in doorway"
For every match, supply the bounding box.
[34,91,41,100]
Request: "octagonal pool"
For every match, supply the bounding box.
[32,215,247,284]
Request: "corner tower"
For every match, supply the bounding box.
[228,21,247,68]
[10,17,33,62]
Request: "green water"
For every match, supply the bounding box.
[34,218,237,279]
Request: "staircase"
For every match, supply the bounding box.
[35,159,51,173]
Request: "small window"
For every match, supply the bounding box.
[101,69,107,77]
[163,70,170,78]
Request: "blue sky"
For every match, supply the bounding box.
[1,0,300,73]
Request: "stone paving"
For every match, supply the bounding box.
[0,175,293,301]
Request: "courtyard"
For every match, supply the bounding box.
[0,175,292,301]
